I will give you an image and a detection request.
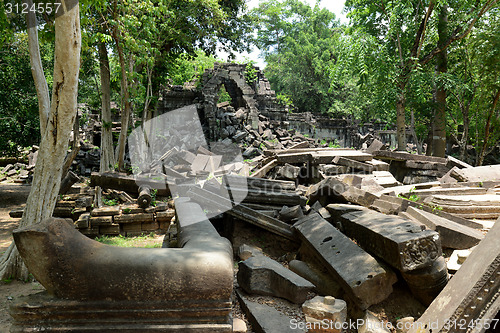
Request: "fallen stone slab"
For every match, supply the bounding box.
[293,212,397,309]
[408,217,500,333]
[373,150,447,164]
[188,186,295,240]
[333,156,374,173]
[365,159,390,171]
[450,164,500,182]
[277,163,301,180]
[237,255,314,304]
[224,174,296,192]
[405,206,484,249]
[288,260,343,297]
[330,206,441,272]
[445,155,473,169]
[404,186,488,198]
[365,139,386,154]
[236,290,305,333]
[251,159,278,178]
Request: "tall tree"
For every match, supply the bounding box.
[253,0,341,114]
[0,0,81,279]
[86,0,252,171]
[342,0,498,153]
[433,4,449,156]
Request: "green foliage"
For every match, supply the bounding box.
[95,233,162,248]
[217,85,232,104]
[103,197,118,206]
[245,62,258,86]
[166,50,221,86]
[253,0,342,114]
[150,188,158,207]
[0,33,52,155]
[276,93,294,110]
[398,187,420,202]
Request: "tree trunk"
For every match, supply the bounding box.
[410,109,423,154]
[432,5,448,157]
[98,37,114,172]
[0,1,81,280]
[396,90,407,151]
[113,31,131,172]
[477,88,500,166]
[26,0,50,135]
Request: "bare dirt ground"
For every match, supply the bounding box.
[0,183,43,332]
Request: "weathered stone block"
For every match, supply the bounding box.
[156,209,175,222]
[99,224,120,235]
[335,208,441,272]
[89,215,113,227]
[236,290,304,333]
[90,206,121,216]
[289,260,343,298]
[141,221,159,231]
[302,296,347,333]
[114,213,154,224]
[405,206,483,249]
[237,255,314,304]
[75,213,90,229]
[293,212,397,309]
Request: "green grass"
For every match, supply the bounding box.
[95,233,162,248]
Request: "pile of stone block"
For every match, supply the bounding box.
[75,202,175,238]
[0,146,38,184]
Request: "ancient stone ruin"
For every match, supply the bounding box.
[6,63,500,332]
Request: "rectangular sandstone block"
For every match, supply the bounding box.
[338,209,442,272]
[156,210,175,222]
[91,206,121,217]
[89,216,113,227]
[99,224,120,235]
[120,204,144,214]
[406,206,484,249]
[121,223,143,233]
[141,222,159,232]
[114,213,154,224]
[293,212,396,310]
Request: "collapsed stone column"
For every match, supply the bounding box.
[10,199,234,332]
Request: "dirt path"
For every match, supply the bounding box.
[0,183,42,331]
[0,184,31,254]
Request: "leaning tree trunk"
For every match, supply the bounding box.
[98,36,114,172]
[0,1,81,280]
[432,5,448,157]
[112,26,131,172]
